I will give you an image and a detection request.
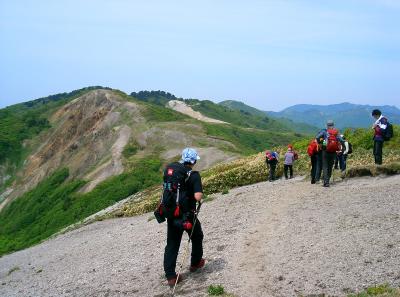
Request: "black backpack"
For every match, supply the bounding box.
[347,142,353,154]
[383,122,394,141]
[154,162,191,223]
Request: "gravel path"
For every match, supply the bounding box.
[1,175,400,297]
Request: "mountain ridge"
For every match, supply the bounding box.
[0,87,306,256]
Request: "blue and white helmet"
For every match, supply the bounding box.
[181,148,201,164]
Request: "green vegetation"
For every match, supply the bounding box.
[347,284,400,297]
[0,158,162,256]
[0,108,50,164]
[218,99,318,134]
[130,90,178,106]
[203,123,304,155]
[0,86,110,190]
[208,284,225,295]
[122,141,140,158]
[219,100,267,117]
[187,98,288,131]
[104,124,400,219]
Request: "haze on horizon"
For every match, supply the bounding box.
[1,0,399,111]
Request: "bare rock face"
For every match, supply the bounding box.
[0,89,239,211]
[2,90,139,207]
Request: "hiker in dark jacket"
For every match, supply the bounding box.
[265,150,279,182]
[335,134,350,172]
[371,109,388,165]
[284,146,295,179]
[164,148,205,286]
[315,120,343,187]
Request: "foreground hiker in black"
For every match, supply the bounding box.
[161,148,205,286]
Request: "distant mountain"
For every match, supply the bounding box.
[218,100,318,134]
[266,102,400,129]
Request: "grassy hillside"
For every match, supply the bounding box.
[0,158,162,256]
[203,123,304,155]
[219,100,318,134]
[7,88,393,258]
[186,98,289,131]
[0,86,111,191]
[0,87,307,256]
[111,125,400,219]
[219,100,267,117]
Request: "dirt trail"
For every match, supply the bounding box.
[1,175,400,297]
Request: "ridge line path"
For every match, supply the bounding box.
[1,175,400,297]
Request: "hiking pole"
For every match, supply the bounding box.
[172,201,202,296]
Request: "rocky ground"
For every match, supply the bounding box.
[1,174,400,297]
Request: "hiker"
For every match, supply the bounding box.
[284,145,295,179]
[266,150,279,182]
[315,120,343,187]
[307,138,320,184]
[371,109,389,165]
[160,148,205,286]
[335,134,351,172]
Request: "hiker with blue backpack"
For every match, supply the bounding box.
[315,120,343,187]
[154,148,205,287]
[266,150,279,182]
[372,109,393,165]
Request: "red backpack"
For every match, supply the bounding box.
[307,139,318,156]
[326,129,340,153]
[293,151,299,160]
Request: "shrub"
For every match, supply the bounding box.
[208,284,225,296]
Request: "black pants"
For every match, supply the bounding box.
[268,163,277,181]
[373,140,383,165]
[284,164,293,179]
[310,155,318,183]
[314,151,323,182]
[335,154,348,171]
[322,150,336,186]
[164,218,203,279]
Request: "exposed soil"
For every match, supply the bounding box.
[167,100,228,124]
[1,174,400,297]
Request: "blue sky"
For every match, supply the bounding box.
[0,0,399,111]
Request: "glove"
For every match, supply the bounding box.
[182,221,193,230]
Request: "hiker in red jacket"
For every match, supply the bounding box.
[307,139,320,184]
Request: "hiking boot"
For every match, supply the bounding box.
[190,258,205,272]
[323,183,330,187]
[311,180,316,184]
[167,275,183,287]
